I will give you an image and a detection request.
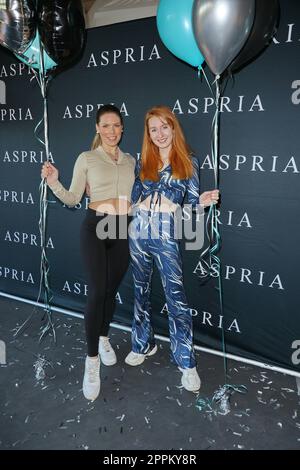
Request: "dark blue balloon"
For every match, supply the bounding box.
[38,0,86,67]
[229,0,280,73]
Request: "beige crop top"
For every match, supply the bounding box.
[48,146,136,206]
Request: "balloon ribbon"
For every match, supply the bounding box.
[14,36,56,343]
[196,73,247,412]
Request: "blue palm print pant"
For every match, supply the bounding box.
[129,209,196,369]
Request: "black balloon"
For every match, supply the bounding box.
[38,0,86,66]
[0,0,37,54]
[228,0,280,73]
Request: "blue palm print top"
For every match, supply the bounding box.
[131,156,200,209]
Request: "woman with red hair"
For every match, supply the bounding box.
[125,106,219,392]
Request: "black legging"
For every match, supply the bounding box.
[80,208,130,357]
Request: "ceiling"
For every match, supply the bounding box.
[82,0,159,29]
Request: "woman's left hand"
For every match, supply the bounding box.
[199,189,220,207]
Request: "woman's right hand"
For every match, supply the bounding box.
[41,162,59,185]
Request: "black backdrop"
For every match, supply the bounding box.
[0,0,299,374]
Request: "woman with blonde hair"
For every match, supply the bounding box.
[125,105,219,392]
[42,104,135,401]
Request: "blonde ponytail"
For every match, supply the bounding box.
[91,132,101,150]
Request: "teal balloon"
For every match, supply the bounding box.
[15,31,57,71]
[157,0,204,68]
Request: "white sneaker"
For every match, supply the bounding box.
[179,367,201,392]
[125,344,157,366]
[99,336,117,366]
[82,355,100,401]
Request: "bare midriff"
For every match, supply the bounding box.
[89,195,177,215]
[138,193,178,213]
[89,197,131,215]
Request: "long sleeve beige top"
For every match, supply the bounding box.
[48,146,136,206]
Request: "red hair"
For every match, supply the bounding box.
[140,106,193,181]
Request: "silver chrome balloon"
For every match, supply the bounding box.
[192,0,255,75]
[0,0,36,54]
